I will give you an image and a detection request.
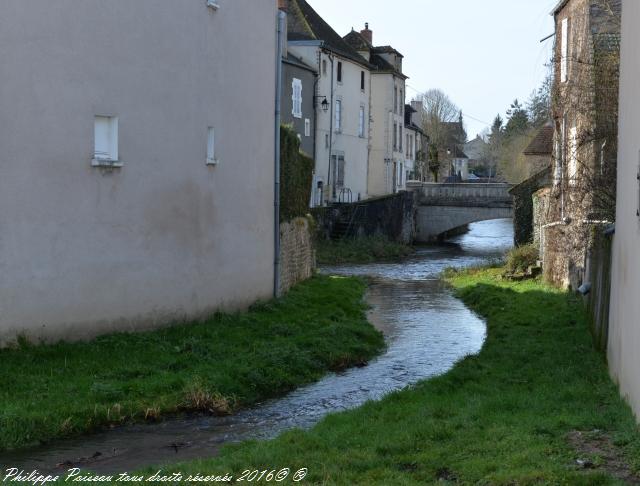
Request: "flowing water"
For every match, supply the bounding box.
[1,219,513,474]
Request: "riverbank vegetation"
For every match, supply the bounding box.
[170,267,640,484]
[316,236,414,265]
[0,276,384,451]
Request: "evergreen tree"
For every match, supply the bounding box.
[526,75,552,128]
[504,99,529,138]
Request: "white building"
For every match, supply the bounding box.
[608,0,640,421]
[345,25,408,197]
[283,0,371,205]
[0,0,278,344]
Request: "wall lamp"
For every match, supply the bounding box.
[314,96,330,113]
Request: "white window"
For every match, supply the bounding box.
[304,118,311,137]
[206,127,217,165]
[561,18,569,83]
[93,116,119,166]
[358,106,365,138]
[292,78,302,119]
[568,126,578,184]
[335,99,342,132]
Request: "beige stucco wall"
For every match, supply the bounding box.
[608,0,640,420]
[369,73,405,197]
[0,0,277,344]
[289,45,370,203]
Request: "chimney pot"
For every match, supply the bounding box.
[360,22,372,44]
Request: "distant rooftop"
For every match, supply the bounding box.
[282,0,370,67]
[523,124,554,156]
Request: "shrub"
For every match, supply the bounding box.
[505,244,539,274]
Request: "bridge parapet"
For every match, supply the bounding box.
[407,182,513,208]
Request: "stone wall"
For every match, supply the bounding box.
[510,167,551,246]
[279,217,315,295]
[313,192,416,244]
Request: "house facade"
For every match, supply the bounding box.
[283,0,371,205]
[282,52,317,157]
[539,0,620,289]
[405,103,427,182]
[344,25,408,197]
[608,0,640,421]
[0,0,278,344]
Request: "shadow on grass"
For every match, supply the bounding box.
[161,271,640,485]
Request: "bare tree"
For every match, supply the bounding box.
[417,89,461,149]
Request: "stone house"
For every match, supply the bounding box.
[509,124,553,246]
[608,0,640,422]
[282,0,372,205]
[0,0,278,344]
[464,135,492,178]
[523,123,554,177]
[539,0,620,289]
[344,25,408,197]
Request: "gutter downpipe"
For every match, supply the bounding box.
[274,11,285,298]
[327,49,334,202]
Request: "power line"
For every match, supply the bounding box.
[405,83,493,128]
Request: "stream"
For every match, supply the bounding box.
[0,219,513,474]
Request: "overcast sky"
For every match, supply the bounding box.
[307,0,557,139]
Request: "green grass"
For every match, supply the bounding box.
[161,267,640,485]
[0,276,384,452]
[316,236,414,265]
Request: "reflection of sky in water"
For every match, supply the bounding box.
[2,220,513,474]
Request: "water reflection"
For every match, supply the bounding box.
[0,219,513,474]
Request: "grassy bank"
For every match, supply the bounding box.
[166,268,640,484]
[0,276,384,452]
[316,236,414,265]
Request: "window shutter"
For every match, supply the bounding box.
[561,18,569,82]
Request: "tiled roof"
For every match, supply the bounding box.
[284,0,370,67]
[343,30,371,51]
[342,29,406,78]
[523,124,554,156]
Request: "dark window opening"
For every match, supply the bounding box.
[360,71,365,90]
[337,62,343,83]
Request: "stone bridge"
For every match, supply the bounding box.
[407,182,514,242]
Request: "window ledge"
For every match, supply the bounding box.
[206,158,219,166]
[206,0,220,10]
[92,158,122,168]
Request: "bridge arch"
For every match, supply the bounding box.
[408,182,514,242]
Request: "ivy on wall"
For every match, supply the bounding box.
[280,124,314,223]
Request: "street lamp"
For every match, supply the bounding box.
[314,96,330,113]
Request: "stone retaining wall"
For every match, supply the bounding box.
[279,217,315,295]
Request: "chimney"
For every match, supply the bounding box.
[360,22,372,44]
[278,0,288,12]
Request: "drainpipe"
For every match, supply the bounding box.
[327,51,334,202]
[274,11,285,298]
